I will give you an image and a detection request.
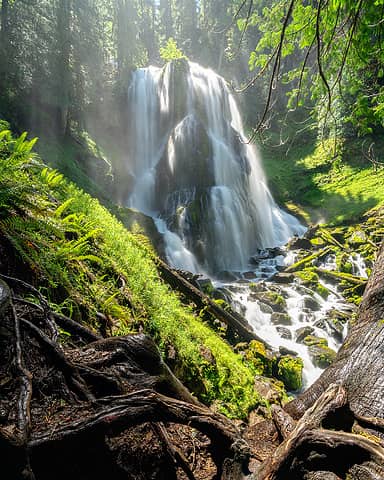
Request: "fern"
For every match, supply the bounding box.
[54,198,75,218]
[40,167,64,189]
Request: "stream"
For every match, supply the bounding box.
[211,251,365,389]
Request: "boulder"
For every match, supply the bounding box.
[302,295,321,311]
[243,271,256,279]
[272,272,295,284]
[295,326,315,343]
[288,237,312,250]
[244,340,273,376]
[253,291,287,313]
[303,335,328,347]
[276,355,304,391]
[271,312,292,326]
[279,346,298,357]
[259,302,273,315]
[308,344,337,368]
[276,326,292,340]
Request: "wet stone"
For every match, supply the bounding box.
[276,326,292,340]
[217,270,239,282]
[302,295,321,311]
[271,312,292,326]
[325,318,344,342]
[259,302,273,315]
[279,346,298,357]
[308,345,336,368]
[243,271,256,279]
[295,326,315,343]
[303,335,328,347]
[272,272,295,284]
[288,237,312,250]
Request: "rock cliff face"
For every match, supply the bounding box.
[125,60,304,274]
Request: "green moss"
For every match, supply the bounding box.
[308,345,336,368]
[244,340,273,376]
[286,247,332,272]
[255,291,286,312]
[303,335,328,347]
[276,355,303,391]
[294,268,329,298]
[262,136,384,225]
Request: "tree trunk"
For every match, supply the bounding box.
[0,0,10,87]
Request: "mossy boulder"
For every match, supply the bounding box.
[295,326,315,343]
[254,291,287,313]
[303,335,328,347]
[308,345,337,368]
[244,340,273,376]
[348,229,366,246]
[253,376,289,405]
[271,312,292,325]
[276,355,304,391]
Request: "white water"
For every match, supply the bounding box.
[126,61,305,274]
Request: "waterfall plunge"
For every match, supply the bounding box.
[126,61,305,274]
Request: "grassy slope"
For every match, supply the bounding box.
[261,137,384,225]
[0,124,260,419]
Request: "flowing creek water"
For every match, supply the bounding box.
[213,252,366,389]
[125,60,365,389]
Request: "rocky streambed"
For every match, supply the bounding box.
[194,210,383,395]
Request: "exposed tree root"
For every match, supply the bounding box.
[0,279,247,479]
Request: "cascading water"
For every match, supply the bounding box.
[126,60,305,274]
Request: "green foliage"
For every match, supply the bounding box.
[276,356,303,391]
[242,1,384,137]
[159,37,187,62]
[263,136,384,226]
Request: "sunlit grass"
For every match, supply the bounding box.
[262,137,384,225]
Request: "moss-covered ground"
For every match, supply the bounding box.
[261,136,384,225]
[0,122,262,419]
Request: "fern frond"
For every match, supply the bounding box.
[55,198,75,218]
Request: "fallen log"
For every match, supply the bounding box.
[156,258,268,345]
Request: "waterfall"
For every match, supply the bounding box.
[126,60,305,274]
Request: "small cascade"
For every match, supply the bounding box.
[126,60,305,274]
